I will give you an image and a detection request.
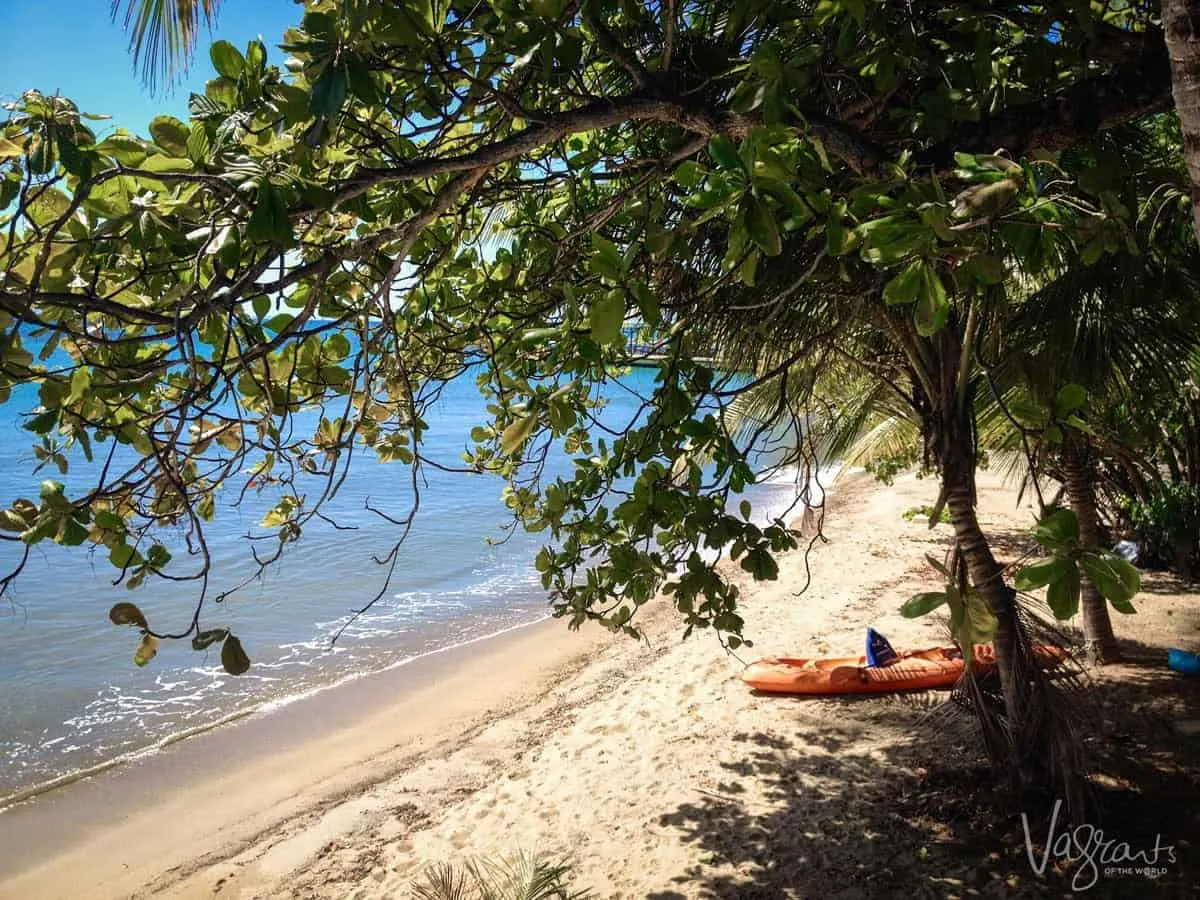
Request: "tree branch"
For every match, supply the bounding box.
[584,7,650,88]
[329,95,753,206]
[917,43,1173,168]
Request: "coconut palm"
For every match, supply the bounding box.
[724,118,1200,668]
[992,119,1200,660]
[679,126,1200,800]
[999,245,1200,661]
[681,206,1067,788]
[111,0,222,87]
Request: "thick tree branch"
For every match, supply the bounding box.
[917,43,1173,168]
[329,94,754,206]
[0,288,176,327]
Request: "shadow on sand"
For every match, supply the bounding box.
[650,654,1200,899]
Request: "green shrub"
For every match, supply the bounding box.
[1125,482,1200,577]
[903,504,951,525]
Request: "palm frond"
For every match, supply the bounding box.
[111,0,221,88]
[412,853,590,900]
[413,862,473,900]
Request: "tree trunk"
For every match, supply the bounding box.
[1174,538,1195,581]
[1164,0,1200,248]
[1062,435,1120,665]
[942,456,1022,733]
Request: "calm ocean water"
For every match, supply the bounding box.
[0,367,808,800]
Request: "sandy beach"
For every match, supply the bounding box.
[2,471,1197,899]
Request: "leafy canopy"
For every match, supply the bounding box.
[0,0,1178,668]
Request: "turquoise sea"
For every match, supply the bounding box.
[0,366,807,801]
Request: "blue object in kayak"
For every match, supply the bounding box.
[866,627,899,668]
[1168,648,1200,676]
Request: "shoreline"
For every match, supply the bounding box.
[0,612,552,813]
[0,611,615,898]
[0,466,821,813]
[0,471,857,899]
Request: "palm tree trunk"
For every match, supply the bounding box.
[942,454,1022,732]
[1163,0,1200,248]
[1062,435,1120,664]
[945,472,1022,705]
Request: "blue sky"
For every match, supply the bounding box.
[0,0,301,133]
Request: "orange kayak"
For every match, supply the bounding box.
[742,645,1065,695]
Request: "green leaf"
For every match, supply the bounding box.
[1055,384,1087,418]
[500,414,537,455]
[109,602,148,629]
[914,263,949,336]
[140,154,193,173]
[1079,552,1139,613]
[109,543,137,569]
[134,634,158,667]
[882,260,923,306]
[246,39,267,75]
[221,634,251,675]
[673,160,705,189]
[59,517,89,546]
[745,196,781,256]
[901,591,948,618]
[631,281,661,326]
[1104,554,1141,605]
[210,41,246,79]
[707,136,742,173]
[247,184,293,245]
[25,409,58,436]
[958,591,998,649]
[92,136,146,166]
[187,124,211,162]
[738,251,758,286]
[148,116,190,156]
[192,629,229,651]
[94,510,124,532]
[1014,556,1072,591]
[1035,508,1079,547]
[589,235,623,282]
[589,290,625,345]
[826,215,849,255]
[1045,566,1080,619]
[67,367,91,404]
[1081,235,1105,266]
[310,67,349,118]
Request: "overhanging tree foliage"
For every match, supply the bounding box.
[0,1,1188,782]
